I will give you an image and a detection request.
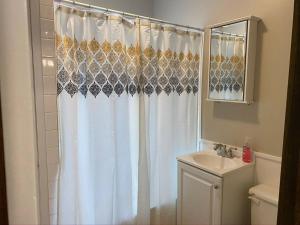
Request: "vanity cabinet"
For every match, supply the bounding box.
[177,161,254,225]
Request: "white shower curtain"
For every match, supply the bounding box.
[55,4,202,225]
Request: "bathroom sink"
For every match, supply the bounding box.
[177,150,253,177]
[192,154,237,170]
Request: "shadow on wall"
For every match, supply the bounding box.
[212,21,267,123]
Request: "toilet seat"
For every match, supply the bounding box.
[249,184,279,225]
[249,184,279,206]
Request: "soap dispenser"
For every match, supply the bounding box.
[242,137,253,163]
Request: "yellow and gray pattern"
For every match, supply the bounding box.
[56,34,200,97]
[209,35,245,94]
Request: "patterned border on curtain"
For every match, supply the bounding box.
[209,34,245,100]
[55,6,201,98]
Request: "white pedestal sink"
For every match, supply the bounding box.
[177,150,254,225]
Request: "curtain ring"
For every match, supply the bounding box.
[86,3,91,16]
[148,17,151,28]
[186,26,190,34]
[105,8,109,20]
[57,1,61,9]
[71,1,76,13]
[122,12,125,23]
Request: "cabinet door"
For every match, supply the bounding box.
[177,162,222,225]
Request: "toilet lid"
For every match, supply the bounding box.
[249,184,279,206]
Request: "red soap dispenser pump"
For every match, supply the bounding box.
[242,137,252,163]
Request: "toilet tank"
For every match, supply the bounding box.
[249,184,279,225]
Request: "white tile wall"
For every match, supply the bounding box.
[46,130,58,148]
[40,0,53,6]
[44,95,57,113]
[45,113,58,130]
[41,19,55,39]
[40,0,58,223]
[42,58,56,76]
[47,149,59,164]
[254,152,281,188]
[43,76,56,95]
[41,39,55,57]
[40,4,54,20]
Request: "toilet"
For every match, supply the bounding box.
[249,184,279,225]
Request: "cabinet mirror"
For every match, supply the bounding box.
[207,17,259,104]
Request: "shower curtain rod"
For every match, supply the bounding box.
[213,30,245,38]
[55,0,204,32]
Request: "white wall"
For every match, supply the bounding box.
[153,0,294,157]
[0,0,40,224]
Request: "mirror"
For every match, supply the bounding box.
[207,17,259,104]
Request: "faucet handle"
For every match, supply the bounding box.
[213,143,226,151]
[227,147,237,158]
[213,143,222,150]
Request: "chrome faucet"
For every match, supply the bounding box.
[213,143,235,158]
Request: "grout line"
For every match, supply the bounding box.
[42,56,55,59]
[41,37,55,41]
[47,162,59,166]
[44,92,58,95]
[40,2,54,7]
[42,56,56,59]
[46,145,59,150]
[44,94,57,96]
[47,146,59,150]
[40,17,54,22]
[43,75,56,78]
[45,112,57,118]
[45,128,58,132]
[47,148,58,152]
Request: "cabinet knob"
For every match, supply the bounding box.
[214,185,219,189]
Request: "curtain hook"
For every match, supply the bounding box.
[85,2,91,16]
[105,8,109,20]
[70,0,76,13]
[186,26,190,34]
[122,12,125,23]
[57,0,61,9]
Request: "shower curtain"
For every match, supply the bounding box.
[209,34,245,101]
[55,4,202,225]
